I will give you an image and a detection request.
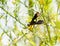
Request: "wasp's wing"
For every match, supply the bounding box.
[36,20,43,24]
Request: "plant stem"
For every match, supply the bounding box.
[0,6,27,28]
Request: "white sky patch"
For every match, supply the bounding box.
[0,19,5,28]
[2,34,10,46]
[7,16,14,28]
[50,0,57,13]
[55,42,60,46]
[0,28,3,35]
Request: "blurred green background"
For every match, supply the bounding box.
[0,0,60,46]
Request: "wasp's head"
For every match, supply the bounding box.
[36,12,40,17]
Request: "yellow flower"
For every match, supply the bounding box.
[39,0,45,5]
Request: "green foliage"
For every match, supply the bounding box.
[12,0,20,5]
[56,21,60,29]
[0,0,7,4]
[28,9,34,16]
[28,0,34,17]
[45,0,52,4]
[29,39,36,46]
[0,0,60,46]
[56,0,60,9]
[29,0,34,8]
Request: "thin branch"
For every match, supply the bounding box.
[0,27,13,40]
[12,33,27,43]
[41,6,51,41]
[0,6,27,28]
